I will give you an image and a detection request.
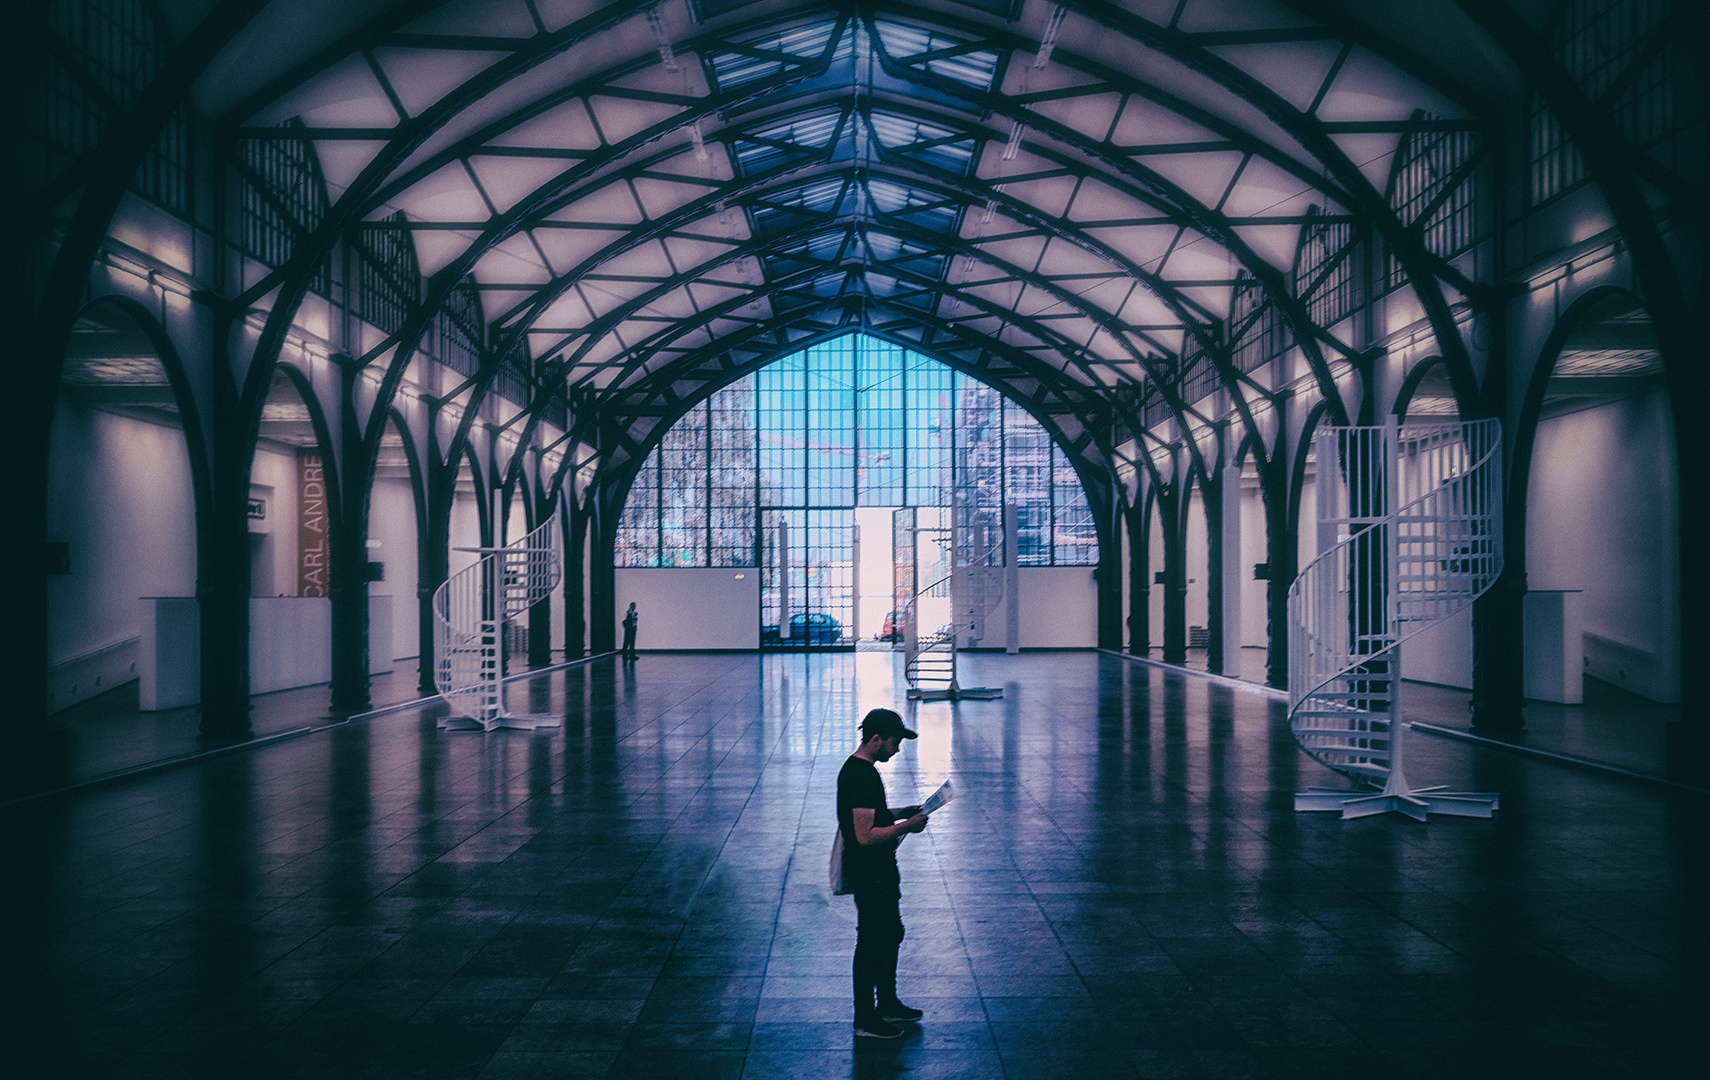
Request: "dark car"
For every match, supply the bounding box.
[761,612,843,645]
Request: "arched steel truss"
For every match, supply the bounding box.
[205,1,1509,511]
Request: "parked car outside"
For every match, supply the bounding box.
[879,611,901,642]
[761,612,844,645]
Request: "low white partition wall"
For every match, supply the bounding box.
[611,566,1097,651]
[139,596,393,711]
[613,569,760,650]
[1012,567,1098,649]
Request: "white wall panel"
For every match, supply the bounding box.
[614,568,760,650]
[47,406,196,668]
[1527,390,1679,702]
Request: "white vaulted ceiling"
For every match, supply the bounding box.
[201,0,1520,473]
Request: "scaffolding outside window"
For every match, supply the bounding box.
[1180,347,1220,405]
[1230,274,1287,374]
[437,279,485,379]
[356,212,420,338]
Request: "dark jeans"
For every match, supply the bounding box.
[852,882,904,1020]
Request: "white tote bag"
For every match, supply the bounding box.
[829,829,851,895]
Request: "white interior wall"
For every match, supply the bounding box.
[614,568,760,649]
[250,443,299,595]
[47,405,197,667]
[1015,567,1099,648]
[1401,607,1474,689]
[1238,462,1269,649]
[607,565,1096,651]
[1148,504,1164,649]
[1219,465,1242,662]
[1185,485,1209,640]
[369,475,419,661]
[449,484,482,578]
[1527,389,1680,702]
[550,519,565,657]
[1297,464,1321,574]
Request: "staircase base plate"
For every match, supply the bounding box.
[1296,785,1498,821]
[908,686,1002,701]
[440,713,561,732]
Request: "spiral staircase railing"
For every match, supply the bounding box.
[902,507,1005,701]
[1288,419,1503,820]
[433,512,561,731]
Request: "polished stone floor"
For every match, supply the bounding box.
[4,651,1706,1079]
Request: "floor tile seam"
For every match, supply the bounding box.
[1099,649,1287,701]
[922,776,1013,1023]
[343,658,585,725]
[1107,650,1696,797]
[3,724,327,807]
[1409,722,1707,794]
[603,694,786,945]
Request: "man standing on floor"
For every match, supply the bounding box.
[837,707,929,1039]
[621,601,638,660]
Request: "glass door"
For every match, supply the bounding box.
[761,508,854,649]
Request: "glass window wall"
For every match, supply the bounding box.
[617,333,1098,568]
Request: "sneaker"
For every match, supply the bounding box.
[879,1000,924,1022]
[854,1017,905,1039]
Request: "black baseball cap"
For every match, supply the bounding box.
[860,708,917,739]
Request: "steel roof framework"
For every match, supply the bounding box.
[202,0,1499,514]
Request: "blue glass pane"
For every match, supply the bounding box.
[618,332,1097,574]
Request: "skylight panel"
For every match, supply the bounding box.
[731,108,843,174]
[751,177,850,233]
[775,177,847,213]
[708,19,848,92]
[873,20,999,91]
[868,111,977,174]
[868,111,959,149]
[866,178,960,231]
[864,232,931,263]
[777,232,848,263]
[865,178,932,213]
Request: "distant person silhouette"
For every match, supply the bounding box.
[621,602,638,660]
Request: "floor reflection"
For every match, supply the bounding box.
[3,651,1704,1079]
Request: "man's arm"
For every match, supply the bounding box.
[851,806,927,845]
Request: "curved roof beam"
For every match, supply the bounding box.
[505,168,1178,373]
[224,2,1491,447]
[1061,0,1488,410]
[538,238,1202,483]
[861,19,1359,413]
[574,294,1129,489]
[236,8,1342,378]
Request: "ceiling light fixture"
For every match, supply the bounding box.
[1034,6,1067,69]
[646,8,679,72]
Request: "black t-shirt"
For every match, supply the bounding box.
[837,755,899,889]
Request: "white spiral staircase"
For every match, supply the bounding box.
[434,512,561,731]
[1289,419,1503,820]
[902,506,1004,701]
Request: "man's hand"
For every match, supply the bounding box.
[894,805,922,818]
[902,813,929,834]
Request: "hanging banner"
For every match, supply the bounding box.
[297,451,329,596]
